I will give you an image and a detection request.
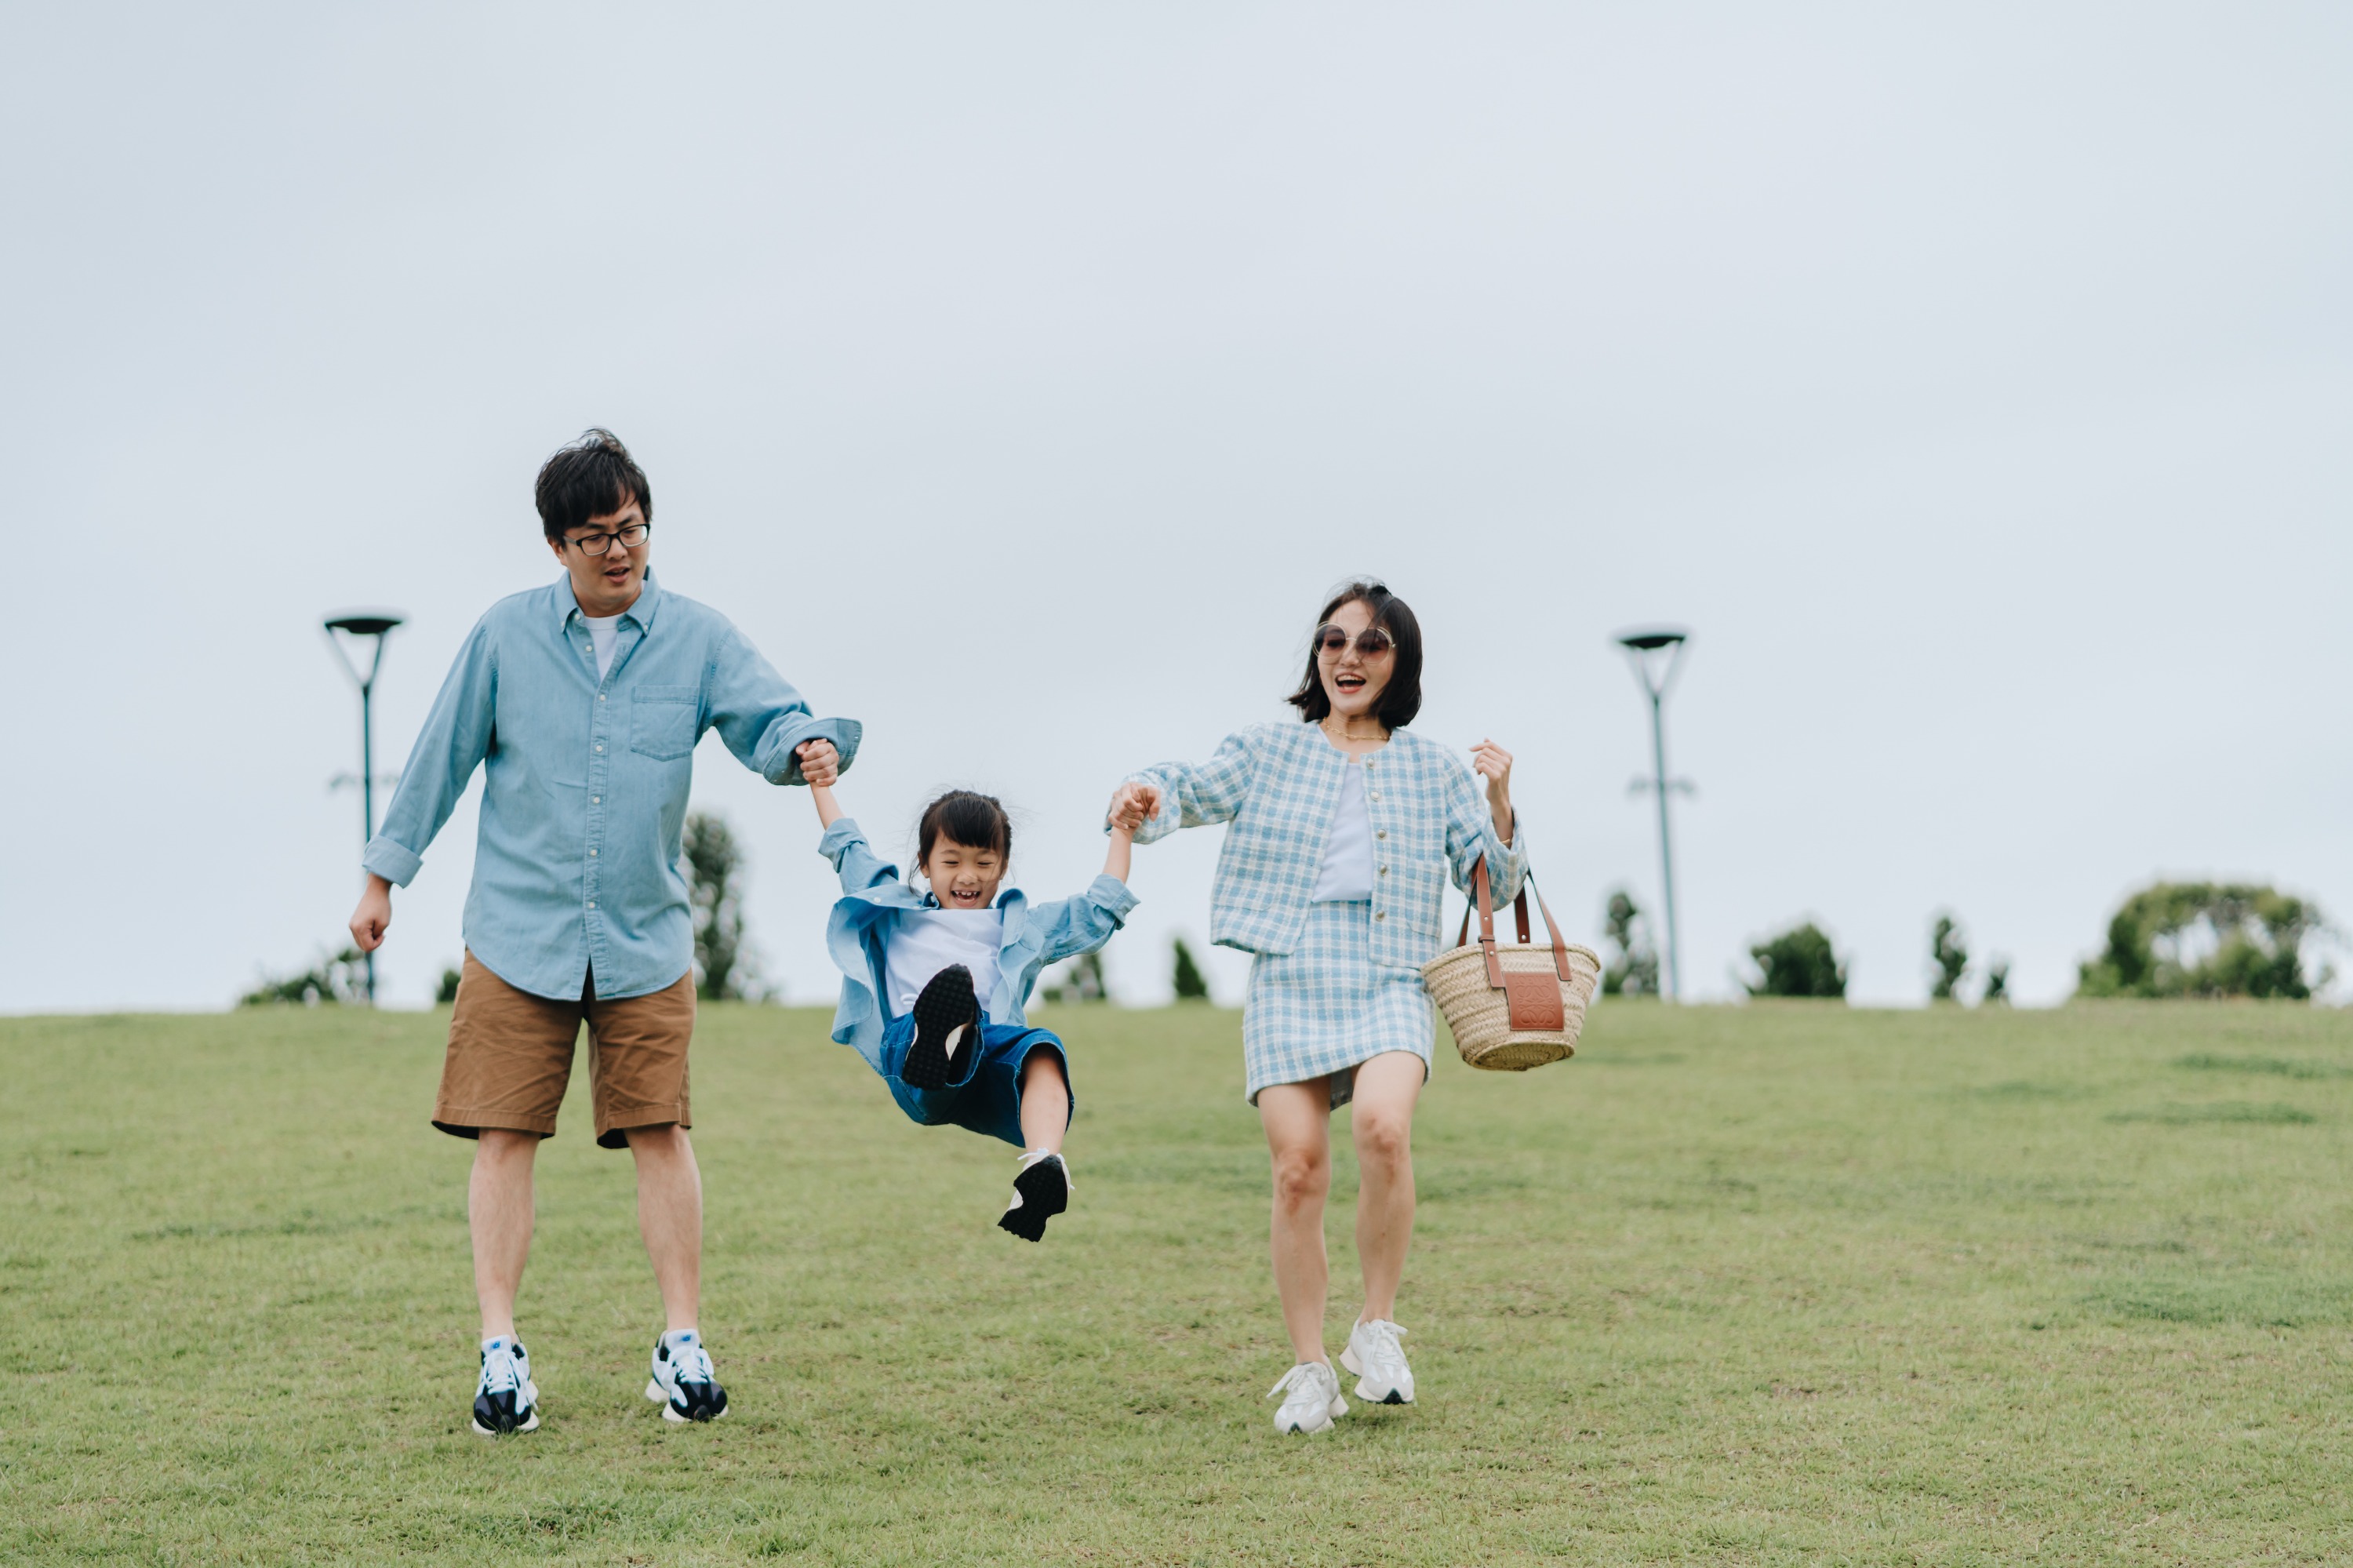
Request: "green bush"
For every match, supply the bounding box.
[1172,937,1210,1002]
[1601,889,1660,999]
[2077,882,2324,1000]
[1746,922,1847,999]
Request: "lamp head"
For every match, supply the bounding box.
[325,613,404,638]
[1617,628,1688,653]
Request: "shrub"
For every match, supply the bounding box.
[1601,889,1660,999]
[1745,922,1847,999]
[1173,938,1210,1002]
[683,810,763,1001]
[241,948,368,1007]
[2076,882,2326,1000]
[1929,913,1969,1002]
[1041,951,1107,1004]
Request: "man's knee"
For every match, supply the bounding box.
[475,1127,540,1167]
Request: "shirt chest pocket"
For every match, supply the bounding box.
[629,686,701,761]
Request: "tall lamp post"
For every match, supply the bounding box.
[1616,628,1692,1001]
[325,611,405,1002]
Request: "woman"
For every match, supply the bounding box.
[1111,580,1524,1434]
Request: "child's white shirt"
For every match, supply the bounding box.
[884,908,1005,1017]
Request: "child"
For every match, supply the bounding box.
[799,748,1144,1241]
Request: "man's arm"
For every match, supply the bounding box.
[347,620,498,952]
[707,624,861,786]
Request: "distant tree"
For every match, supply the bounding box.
[1981,958,2011,1005]
[437,966,463,1006]
[1173,937,1211,1002]
[2077,882,2326,1000]
[1745,922,1848,1000]
[241,948,369,1007]
[1929,912,1969,1002]
[1600,889,1661,999]
[682,810,760,1001]
[1041,951,1107,1005]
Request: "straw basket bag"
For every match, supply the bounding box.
[1421,858,1601,1071]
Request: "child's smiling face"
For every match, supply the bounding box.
[922,838,1005,910]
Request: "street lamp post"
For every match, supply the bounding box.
[1616,628,1692,1001]
[325,612,405,1002]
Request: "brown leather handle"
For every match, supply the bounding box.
[1453,857,1573,986]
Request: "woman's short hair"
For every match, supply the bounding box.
[1285,579,1424,729]
[916,789,1013,868]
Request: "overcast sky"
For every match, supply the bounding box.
[4,2,2348,1013]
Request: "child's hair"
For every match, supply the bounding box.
[916,790,1013,868]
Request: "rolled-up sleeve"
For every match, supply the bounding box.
[707,624,863,786]
[1443,758,1528,908]
[363,621,496,887]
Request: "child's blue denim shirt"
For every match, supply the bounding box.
[819,817,1139,1071]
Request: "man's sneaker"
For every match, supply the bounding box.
[997,1150,1070,1242]
[645,1330,728,1423]
[904,966,979,1090]
[1267,1359,1348,1435]
[470,1336,539,1435]
[1340,1318,1414,1405]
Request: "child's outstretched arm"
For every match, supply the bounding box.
[797,738,845,828]
[1100,788,1150,883]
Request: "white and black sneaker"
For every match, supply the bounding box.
[1340,1318,1415,1405]
[1267,1359,1348,1435]
[903,966,979,1090]
[471,1336,539,1435]
[997,1150,1070,1242]
[645,1330,729,1423]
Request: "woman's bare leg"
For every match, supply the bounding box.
[1259,1079,1335,1364]
[1349,1052,1424,1323]
[1017,1051,1069,1155]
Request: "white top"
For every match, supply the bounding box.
[1309,758,1377,902]
[583,611,626,679]
[883,908,1006,1017]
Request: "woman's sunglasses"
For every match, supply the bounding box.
[1315,624,1396,658]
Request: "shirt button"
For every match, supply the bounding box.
[591,796,600,804]
[590,849,598,857]
[595,744,604,752]
[1375,911,1386,920]
[1379,865,1387,875]
[1369,791,1380,802]
[598,693,606,701]
[587,900,596,910]
[1376,831,1386,840]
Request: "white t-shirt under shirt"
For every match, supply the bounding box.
[1310,756,1377,902]
[583,612,625,679]
[883,908,1006,1017]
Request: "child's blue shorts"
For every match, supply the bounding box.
[875,1011,1071,1148]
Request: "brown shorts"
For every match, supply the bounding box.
[434,951,696,1148]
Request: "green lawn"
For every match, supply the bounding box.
[5,1001,2352,1564]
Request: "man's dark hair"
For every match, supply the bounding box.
[1285,578,1424,729]
[917,790,1013,871]
[535,428,653,543]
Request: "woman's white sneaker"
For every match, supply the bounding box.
[1340,1319,1414,1405]
[1267,1359,1348,1434]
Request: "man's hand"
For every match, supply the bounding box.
[350,875,394,953]
[796,738,841,788]
[1107,781,1160,833]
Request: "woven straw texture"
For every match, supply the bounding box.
[1422,940,1602,1071]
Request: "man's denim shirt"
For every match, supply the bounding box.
[363,573,860,1001]
[818,817,1137,1071]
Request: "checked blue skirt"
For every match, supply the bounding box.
[1242,900,1435,1110]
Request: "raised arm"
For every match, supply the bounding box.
[707,623,863,787]
[1111,729,1257,845]
[1444,740,1528,906]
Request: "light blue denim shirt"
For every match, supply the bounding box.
[1123,721,1526,970]
[818,817,1138,1070]
[363,573,861,1000]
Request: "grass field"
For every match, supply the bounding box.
[5,1000,2353,1564]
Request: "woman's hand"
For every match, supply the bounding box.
[1471,739,1514,844]
[1107,781,1160,833]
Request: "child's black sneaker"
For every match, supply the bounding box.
[998,1150,1071,1242]
[645,1330,728,1424]
[904,966,979,1090]
[470,1336,539,1435]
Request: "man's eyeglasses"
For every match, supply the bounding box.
[566,522,652,557]
[1315,624,1396,658]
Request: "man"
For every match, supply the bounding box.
[349,429,853,1435]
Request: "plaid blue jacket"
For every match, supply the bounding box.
[1124,722,1526,968]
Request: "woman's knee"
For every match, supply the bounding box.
[1270,1147,1331,1210]
[1354,1110,1413,1173]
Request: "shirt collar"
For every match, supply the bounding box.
[554,569,663,635]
